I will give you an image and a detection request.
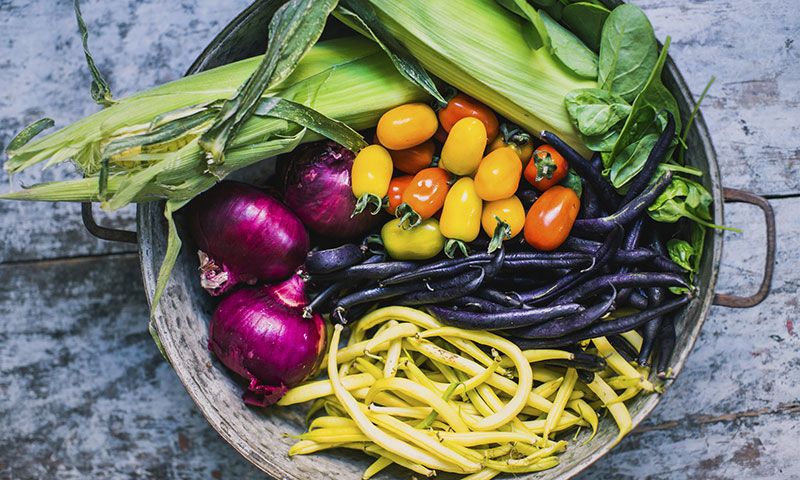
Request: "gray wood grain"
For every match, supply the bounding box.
[0,255,263,480]
[0,0,249,263]
[637,0,800,197]
[0,0,797,479]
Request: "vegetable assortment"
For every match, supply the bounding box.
[1,0,730,477]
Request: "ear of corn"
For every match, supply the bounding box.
[361,0,596,153]
[3,36,428,207]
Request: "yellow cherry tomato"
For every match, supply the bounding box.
[376,103,438,150]
[482,195,525,239]
[440,178,482,257]
[351,144,393,215]
[439,117,487,176]
[381,218,445,260]
[488,125,535,167]
[473,147,523,201]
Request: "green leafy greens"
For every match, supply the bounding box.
[597,4,657,102]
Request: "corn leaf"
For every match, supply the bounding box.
[73,0,114,106]
[6,118,54,154]
[335,0,446,106]
[198,0,338,168]
[255,97,367,152]
[151,198,190,315]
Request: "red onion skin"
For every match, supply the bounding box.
[284,142,379,240]
[189,181,310,296]
[209,274,326,407]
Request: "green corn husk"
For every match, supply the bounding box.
[359,0,596,153]
[3,36,428,207]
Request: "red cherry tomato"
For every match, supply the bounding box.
[386,175,413,215]
[524,145,569,191]
[524,186,580,251]
[438,92,499,141]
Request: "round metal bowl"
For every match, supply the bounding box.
[130,2,774,478]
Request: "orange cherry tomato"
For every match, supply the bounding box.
[389,139,435,175]
[386,175,413,215]
[473,147,522,201]
[524,186,580,251]
[399,167,451,226]
[377,103,438,150]
[438,92,499,141]
[524,144,569,191]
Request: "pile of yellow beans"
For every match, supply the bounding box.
[280,306,659,479]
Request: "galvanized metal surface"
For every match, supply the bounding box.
[0,0,796,479]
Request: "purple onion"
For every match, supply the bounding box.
[283,141,379,240]
[189,181,310,296]
[209,274,327,407]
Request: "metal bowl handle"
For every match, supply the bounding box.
[713,188,776,308]
[81,202,137,244]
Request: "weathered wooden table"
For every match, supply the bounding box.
[0,1,796,478]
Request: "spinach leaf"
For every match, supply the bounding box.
[495,0,549,50]
[565,88,630,136]
[609,132,658,188]
[667,224,706,293]
[598,4,657,102]
[540,12,598,79]
[610,37,681,162]
[648,175,737,231]
[666,239,695,272]
[561,2,611,52]
[584,128,620,153]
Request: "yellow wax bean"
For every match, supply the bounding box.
[288,440,368,456]
[507,441,567,466]
[354,357,384,380]
[300,428,370,444]
[567,398,598,440]
[383,338,402,378]
[355,306,508,374]
[533,377,564,400]
[544,368,578,442]
[365,322,420,354]
[585,373,633,442]
[364,445,435,478]
[327,325,464,473]
[406,338,579,423]
[593,337,656,391]
[522,415,587,434]
[436,431,538,446]
[367,412,482,472]
[278,373,376,406]
[462,468,501,480]
[418,327,533,431]
[365,377,471,433]
[308,416,357,431]
[368,405,432,419]
[619,330,643,352]
[362,456,392,480]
